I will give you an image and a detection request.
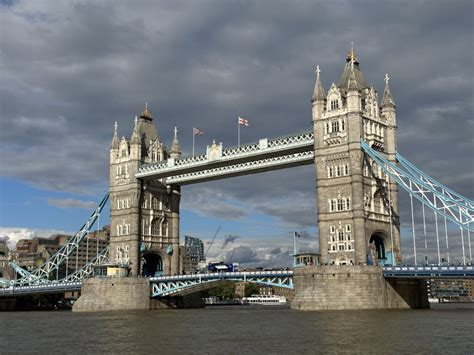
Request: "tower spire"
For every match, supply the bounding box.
[111,121,119,149]
[347,65,359,91]
[312,65,326,101]
[131,116,140,144]
[140,102,153,121]
[170,126,181,158]
[381,73,395,107]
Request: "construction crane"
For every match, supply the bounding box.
[204,225,221,260]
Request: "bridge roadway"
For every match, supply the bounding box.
[1,266,473,298]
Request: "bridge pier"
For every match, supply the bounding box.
[291,265,429,311]
[73,277,151,312]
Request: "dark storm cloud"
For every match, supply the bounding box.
[227,245,258,264]
[222,234,239,248]
[1,1,472,230]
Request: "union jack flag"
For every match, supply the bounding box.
[193,127,204,135]
[238,117,249,126]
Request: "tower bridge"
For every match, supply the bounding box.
[1,47,473,311]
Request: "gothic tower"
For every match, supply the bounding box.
[312,47,401,266]
[109,104,181,276]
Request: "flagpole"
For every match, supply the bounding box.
[238,119,240,148]
[192,128,195,157]
[293,232,296,267]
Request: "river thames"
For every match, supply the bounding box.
[1,304,473,354]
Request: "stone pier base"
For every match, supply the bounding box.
[73,277,150,312]
[291,265,429,311]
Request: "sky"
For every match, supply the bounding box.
[0,0,473,266]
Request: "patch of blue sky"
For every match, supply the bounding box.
[0,176,107,232]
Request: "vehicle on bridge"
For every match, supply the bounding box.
[208,262,239,273]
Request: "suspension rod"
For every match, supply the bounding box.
[444,215,450,264]
[410,181,417,266]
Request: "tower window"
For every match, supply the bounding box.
[330,100,339,110]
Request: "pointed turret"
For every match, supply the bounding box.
[347,66,359,91]
[338,43,368,91]
[111,121,119,149]
[170,126,181,159]
[312,65,326,102]
[346,64,361,112]
[311,65,326,121]
[131,116,140,145]
[381,73,395,108]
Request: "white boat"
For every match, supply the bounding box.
[242,294,287,306]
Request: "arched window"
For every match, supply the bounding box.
[151,219,160,236]
[152,197,159,210]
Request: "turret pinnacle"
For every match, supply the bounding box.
[312,65,326,101]
[140,102,153,121]
[170,126,181,158]
[131,116,140,144]
[347,66,359,91]
[111,121,119,149]
[381,73,395,107]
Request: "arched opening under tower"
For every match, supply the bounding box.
[369,233,386,265]
[335,254,349,266]
[142,253,163,277]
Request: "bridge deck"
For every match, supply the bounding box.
[2,267,473,297]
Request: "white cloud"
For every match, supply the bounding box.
[47,198,97,209]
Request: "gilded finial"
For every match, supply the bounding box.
[384,73,390,85]
[140,102,152,120]
[347,42,357,64]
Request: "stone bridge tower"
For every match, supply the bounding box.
[109,104,181,277]
[312,47,401,266]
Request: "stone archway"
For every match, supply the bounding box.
[335,253,349,265]
[142,253,164,277]
[369,232,386,265]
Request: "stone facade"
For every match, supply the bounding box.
[291,266,429,310]
[109,105,181,277]
[72,277,151,312]
[312,48,401,266]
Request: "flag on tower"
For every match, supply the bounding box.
[294,231,302,238]
[193,127,204,135]
[238,116,249,126]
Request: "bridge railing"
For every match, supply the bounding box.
[149,270,293,282]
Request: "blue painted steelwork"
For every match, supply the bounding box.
[383,265,474,278]
[0,246,109,288]
[0,282,82,297]
[150,270,294,297]
[361,140,473,231]
[8,194,109,286]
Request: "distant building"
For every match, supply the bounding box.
[12,226,110,278]
[182,236,205,274]
[0,239,14,280]
[185,236,205,261]
[428,279,474,302]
